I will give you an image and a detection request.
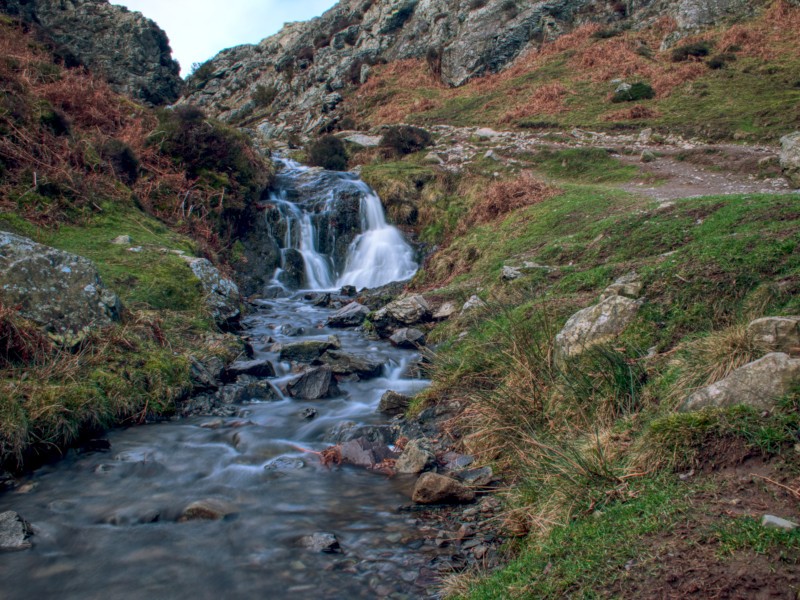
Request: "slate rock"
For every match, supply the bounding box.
[287,366,339,399]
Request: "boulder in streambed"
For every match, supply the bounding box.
[327,302,370,327]
[287,366,340,399]
[224,358,277,381]
[395,439,435,474]
[338,437,397,468]
[313,350,383,380]
[378,391,411,416]
[0,231,122,344]
[279,337,341,363]
[300,532,341,553]
[0,511,32,552]
[680,352,800,412]
[412,473,475,505]
[389,328,426,349]
[370,295,431,336]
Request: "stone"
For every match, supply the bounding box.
[314,350,383,379]
[501,266,522,281]
[300,532,341,553]
[423,152,445,165]
[638,128,653,143]
[0,231,122,343]
[279,337,341,362]
[601,272,644,300]
[761,515,799,531]
[327,302,370,328]
[287,366,340,399]
[189,356,221,391]
[475,128,501,139]
[179,499,238,521]
[412,473,475,505]
[453,466,494,487]
[0,511,32,552]
[641,150,656,163]
[300,407,318,420]
[338,438,396,467]
[1,0,182,105]
[343,134,382,148]
[432,302,458,321]
[555,295,642,359]
[224,359,276,381]
[234,380,282,402]
[370,295,431,335]
[181,257,242,329]
[680,353,800,412]
[461,295,487,314]
[396,439,435,474]
[110,235,132,245]
[780,132,800,188]
[747,316,800,354]
[389,328,426,349]
[378,391,411,416]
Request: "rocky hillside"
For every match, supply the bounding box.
[181,0,775,136]
[0,0,182,105]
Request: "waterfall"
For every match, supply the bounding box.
[266,158,417,292]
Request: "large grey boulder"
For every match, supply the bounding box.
[371,294,431,335]
[0,0,182,105]
[182,257,241,329]
[555,295,642,360]
[224,358,277,381]
[279,337,340,363]
[0,231,122,343]
[747,316,800,354]
[327,302,370,327]
[680,353,800,412]
[389,327,426,349]
[314,350,383,380]
[779,132,800,189]
[287,366,340,400]
[0,511,32,552]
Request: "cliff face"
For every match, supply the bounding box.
[179,0,763,136]
[0,0,182,105]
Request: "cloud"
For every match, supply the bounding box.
[114,0,338,76]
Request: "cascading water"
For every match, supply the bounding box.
[267,158,417,291]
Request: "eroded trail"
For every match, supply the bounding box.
[0,296,445,599]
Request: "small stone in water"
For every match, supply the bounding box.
[300,407,318,420]
[300,532,342,553]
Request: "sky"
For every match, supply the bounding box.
[115,0,339,76]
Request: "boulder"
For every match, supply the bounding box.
[179,499,238,522]
[189,356,222,391]
[314,350,383,380]
[327,302,370,328]
[378,391,411,416]
[412,473,475,505]
[396,439,435,474]
[338,438,397,468]
[0,511,32,552]
[501,266,522,281]
[601,272,644,300]
[300,532,341,553]
[287,366,340,399]
[461,295,487,314]
[279,337,341,363]
[680,353,800,412]
[370,295,431,335]
[343,134,382,148]
[555,295,642,359]
[762,515,799,531]
[224,358,276,381]
[181,257,242,329]
[779,132,800,188]
[389,328,426,349]
[432,302,458,321]
[0,231,122,343]
[327,422,398,445]
[747,316,800,354]
[232,380,282,402]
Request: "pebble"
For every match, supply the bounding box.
[762,514,799,531]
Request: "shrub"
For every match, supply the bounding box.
[426,46,442,78]
[101,139,140,185]
[501,0,519,18]
[253,84,278,107]
[190,61,215,84]
[307,135,348,171]
[380,125,433,156]
[671,40,713,62]
[612,82,655,103]
[0,303,51,369]
[707,53,737,70]
[39,108,70,136]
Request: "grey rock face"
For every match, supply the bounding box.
[555,295,642,360]
[0,511,32,552]
[779,132,800,189]
[371,294,430,335]
[747,316,800,354]
[1,0,182,105]
[287,365,340,399]
[680,352,800,412]
[0,231,122,343]
[182,257,242,329]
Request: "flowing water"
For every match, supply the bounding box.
[0,165,439,598]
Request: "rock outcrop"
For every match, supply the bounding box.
[747,316,800,354]
[180,0,767,135]
[0,0,182,105]
[0,231,122,343]
[182,257,242,330]
[780,132,800,189]
[555,295,642,360]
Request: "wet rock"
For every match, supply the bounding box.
[339,285,357,297]
[780,132,800,188]
[300,532,341,553]
[370,295,431,335]
[461,295,487,314]
[181,257,242,329]
[279,337,341,362]
[264,457,306,471]
[680,352,800,412]
[327,302,370,327]
[0,511,32,552]
[432,302,458,321]
[179,499,238,522]
[234,380,282,402]
[224,358,276,381]
[0,231,122,344]
[396,439,435,474]
[103,507,161,526]
[300,407,318,420]
[389,328,426,349]
[338,438,397,468]
[189,356,223,391]
[555,295,642,360]
[314,350,383,379]
[311,293,332,307]
[762,514,799,531]
[328,423,398,445]
[378,391,411,416]
[747,316,800,354]
[412,473,475,505]
[278,324,305,337]
[287,366,340,399]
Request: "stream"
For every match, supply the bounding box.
[0,162,446,598]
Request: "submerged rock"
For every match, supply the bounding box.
[412,473,475,505]
[287,366,340,399]
[300,532,341,553]
[179,499,238,522]
[0,511,32,552]
[680,352,800,412]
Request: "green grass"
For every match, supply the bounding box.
[525,148,640,184]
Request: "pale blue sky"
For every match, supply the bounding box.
[116,0,339,76]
